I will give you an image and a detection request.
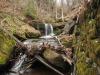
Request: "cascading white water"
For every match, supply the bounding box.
[45,24,54,36]
[45,23,48,36]
[40,23,55,39]
[50,24,55,36]
[9,54,27,75]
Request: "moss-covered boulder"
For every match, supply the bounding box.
[0,30,16,64]
[0,12,41,64]
[43,48,65,68]
[0,12,41,39]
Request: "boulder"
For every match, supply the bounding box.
[43,48,65,68]
[0,12,41,39]
[0,30,16,64]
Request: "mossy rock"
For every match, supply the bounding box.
[0,30,16,64]
[43,49,65,68]
[0,12,41,39]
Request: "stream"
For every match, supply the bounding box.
[8,61,59,75]
[4,23,73,75]
[21,61,59,75]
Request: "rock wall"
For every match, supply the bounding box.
[73,0,100,75]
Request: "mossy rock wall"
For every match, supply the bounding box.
[74,19,100,75]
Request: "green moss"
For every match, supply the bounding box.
[0,30,16,64]
[0,12,40,39]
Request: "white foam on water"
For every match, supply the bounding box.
[10,54,27,74]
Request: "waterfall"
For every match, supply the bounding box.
[50,24,54,36]
[40,23,54,39]
[45,23,48,36]
[45,24,54,36]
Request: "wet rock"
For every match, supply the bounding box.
[43,48,65,68]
